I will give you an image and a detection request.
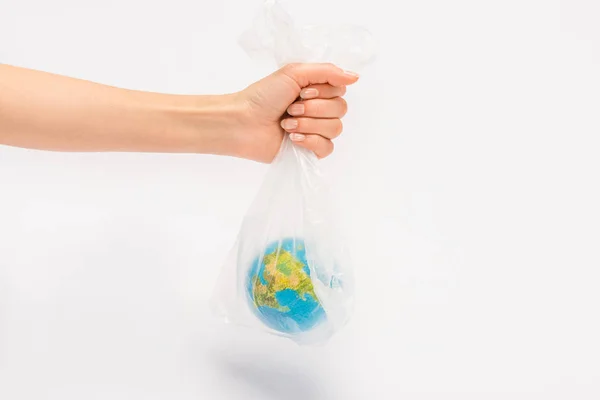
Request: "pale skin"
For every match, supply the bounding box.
[0,63,359,163]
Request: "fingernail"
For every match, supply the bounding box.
[281,119,298,130]
[287,103,305,116]
[300,88,319,99]
[290,133,305,141]
[344,70,360,78]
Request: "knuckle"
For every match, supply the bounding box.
[324,140,335,157]
[315,139,333,159]
[280,63,302,81]
[282,63,300,73]
[338,98,348,116]
[306,137,321,152]
[309,100,323,116]
[332,119,343,137]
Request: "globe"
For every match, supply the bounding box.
[247,238,326,333]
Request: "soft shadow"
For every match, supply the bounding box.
[205,344,328,400]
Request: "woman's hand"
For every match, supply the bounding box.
[0,63,358,162]
[232,63,359,163]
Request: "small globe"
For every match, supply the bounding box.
[247,238,326,333]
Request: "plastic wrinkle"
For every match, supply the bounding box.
[210,0,374,345]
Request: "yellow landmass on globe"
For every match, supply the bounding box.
[252,249,319,312]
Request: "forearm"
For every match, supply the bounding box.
[0,64,242,154]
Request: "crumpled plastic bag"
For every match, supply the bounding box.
[211,0,375,345]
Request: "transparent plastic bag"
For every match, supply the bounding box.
[211,0,375,345]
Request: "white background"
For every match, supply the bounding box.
[1,0,600,399]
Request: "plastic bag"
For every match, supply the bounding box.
[211,0,375,345]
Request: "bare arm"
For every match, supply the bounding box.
[0,63,359,162]
[0,64,242,154]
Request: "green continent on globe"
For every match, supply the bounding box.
[251,248,319,312]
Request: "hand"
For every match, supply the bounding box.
[232,63,360,163]
[0,63,358,160]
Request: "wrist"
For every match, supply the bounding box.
[159,92,245,156]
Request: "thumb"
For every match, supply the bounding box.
[279,63,360,89]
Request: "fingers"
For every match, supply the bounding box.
[281,117,343,140]
[288,133,334,159]
[287,97,348,119]
[300,84,346,99]
[280,63,359,89]
[277,63,357,159]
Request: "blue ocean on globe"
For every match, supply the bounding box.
[246,238,326,333]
